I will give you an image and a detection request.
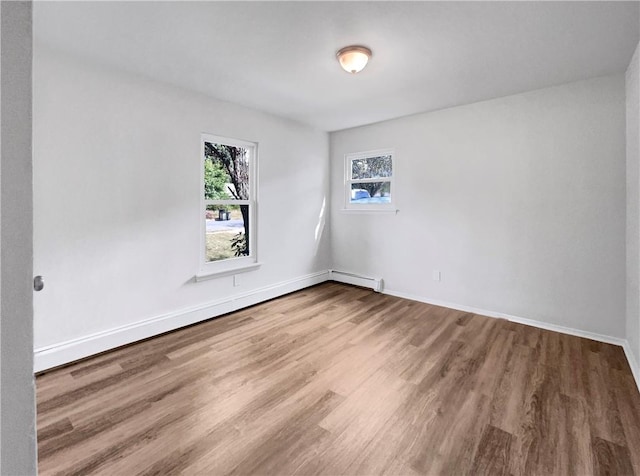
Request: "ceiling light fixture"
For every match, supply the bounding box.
[336,45,372,74]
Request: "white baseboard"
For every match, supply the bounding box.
[622,342,640,394]
[34,273,640,395]
[34,270,330,373]
[328,270,382,292]
[384,288,640,392]
[383,288,626,346]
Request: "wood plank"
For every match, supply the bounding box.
[469,424,513,476]
[35,282,640,475]
[592,436,635,476]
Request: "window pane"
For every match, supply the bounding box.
[349,182,391,204]
[351,155,392,180]
[205,204,250,262]
[204,142,250,200]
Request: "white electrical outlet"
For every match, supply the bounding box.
[433,270,441,282]
[233,275,240,287]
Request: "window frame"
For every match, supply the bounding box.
[344,148,396,211]
[198,133,259,280]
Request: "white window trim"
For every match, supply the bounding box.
[197,134,260,280]
[344,148,397,212]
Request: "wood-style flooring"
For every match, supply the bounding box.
[36,282,640,475]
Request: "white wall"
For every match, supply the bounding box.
[33,46,330,366]
[33,42,632,371]
[1,2,38,474]
[627,41,640,366]
[331,75,626,339]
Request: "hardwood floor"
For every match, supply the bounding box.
[36,282,640,475]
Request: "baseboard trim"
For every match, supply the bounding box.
[34,274,640,395]
[622,341,640,394]
[383,288,627,346]
[384,288,640,392]
[328,269,382,292]
[34,270,330,373]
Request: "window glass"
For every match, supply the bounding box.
[200,135,257,276]
[345,149,394,210]
[351,155,392,180]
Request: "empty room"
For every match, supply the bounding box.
[2,0,640,474]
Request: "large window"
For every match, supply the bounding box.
[345,149,394,210]
[199,134,258,278]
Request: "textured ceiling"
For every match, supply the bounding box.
[34,1,639,131]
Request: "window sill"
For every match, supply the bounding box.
[195,262,262,282]
[340,208,399,214]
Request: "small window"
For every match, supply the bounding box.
[345,149,394,210]
[199,134,258,278]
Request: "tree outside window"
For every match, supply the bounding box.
[201,135,257,274]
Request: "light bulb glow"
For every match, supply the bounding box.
[337,46,372,74]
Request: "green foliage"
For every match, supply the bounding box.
[204,143,249,200]
[231,232,248,257]
[205,142,251,257]
[204,158,230,200]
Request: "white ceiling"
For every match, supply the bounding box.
[34,1,639,132]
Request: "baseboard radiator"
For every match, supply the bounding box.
[328,270,383,292]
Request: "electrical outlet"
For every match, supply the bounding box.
[433,270,441,282]
[233,275,241,287]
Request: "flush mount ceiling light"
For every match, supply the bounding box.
[336,45,372,74]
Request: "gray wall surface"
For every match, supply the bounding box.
[32,46,329,368]
[1,1,37,474]
[627,41,640,366]
[331,75,626,339]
